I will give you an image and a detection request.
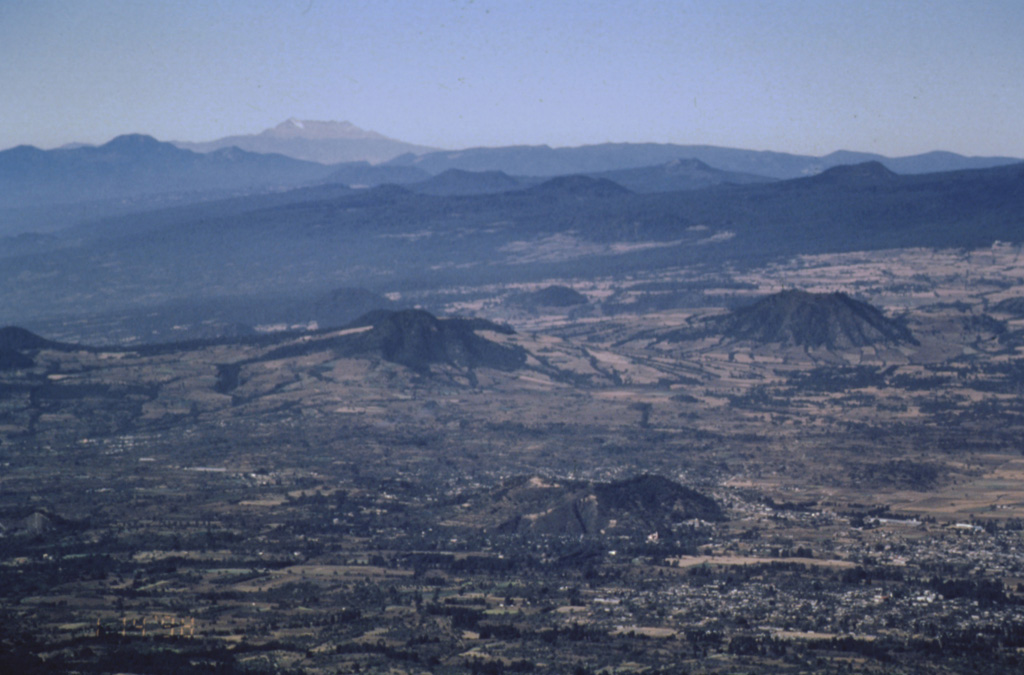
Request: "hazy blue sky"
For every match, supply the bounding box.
[3,0,1023,157]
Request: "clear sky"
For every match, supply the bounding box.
[2,0,1023,157]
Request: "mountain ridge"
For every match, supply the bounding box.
[0,134,337,207]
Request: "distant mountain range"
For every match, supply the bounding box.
[171,119,1024,178]
[0,134,340,209]
[385,142,1022,180]
[0,134,344,234]
[400,159,771,196]
[5,157,1024,336]
[171,118,1024,178]
[3,119,1024,336]
[174,119,437,164]
[4,120,1022,236]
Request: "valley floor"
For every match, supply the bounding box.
[4,244,1024,673]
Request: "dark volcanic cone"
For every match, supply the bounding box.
[351,309,525,371]
[0,326,54,351]
[508,285,588,310]
[522,174,632,199]
[258,309,526,372]
[489,474,723,537]
[801,160,898,187]
[409,168,524,196]
[0,326,63,370]
[715,290,916,349]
